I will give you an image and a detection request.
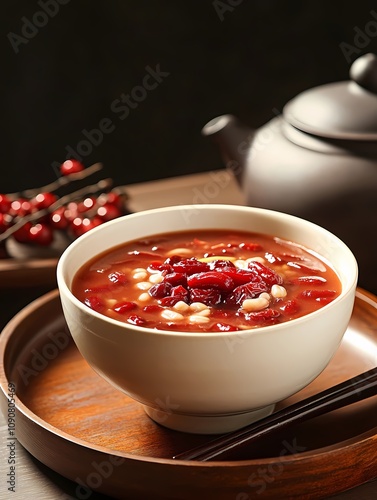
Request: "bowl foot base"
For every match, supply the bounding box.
[142,404,276,434]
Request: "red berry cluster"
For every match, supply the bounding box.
[0,160,126,248]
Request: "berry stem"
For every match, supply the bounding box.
[0,178,113,243]
[7,163,103,199]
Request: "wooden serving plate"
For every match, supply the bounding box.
[1,288,377,499]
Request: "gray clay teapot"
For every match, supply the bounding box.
[202,53,377,293]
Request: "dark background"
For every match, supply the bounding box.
[2,0,377,192]
[2,0,377,294]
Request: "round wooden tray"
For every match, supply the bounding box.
[1,288,377,499]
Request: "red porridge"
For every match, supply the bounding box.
[71,229,342,332]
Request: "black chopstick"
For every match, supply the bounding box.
[173,366,377,461]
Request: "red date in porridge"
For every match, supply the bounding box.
[72,230,342,332]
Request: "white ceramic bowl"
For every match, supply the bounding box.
[57,205,358,434]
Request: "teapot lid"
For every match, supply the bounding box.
[283,53,377,140]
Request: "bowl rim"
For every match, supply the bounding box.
[56,204,358,338]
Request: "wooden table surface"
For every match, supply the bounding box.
[0,170,376,499]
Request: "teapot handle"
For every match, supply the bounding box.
[350,53,377,94]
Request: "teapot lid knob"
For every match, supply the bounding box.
[350,53,377,93]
